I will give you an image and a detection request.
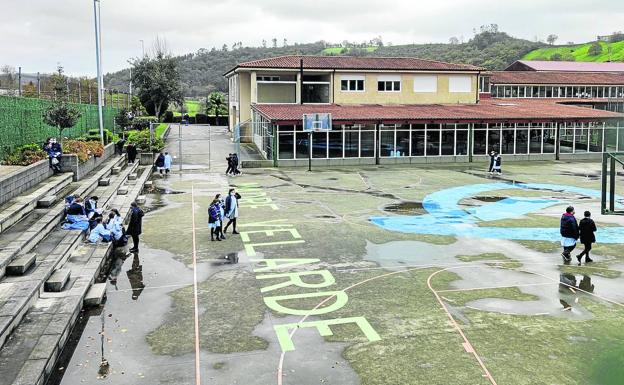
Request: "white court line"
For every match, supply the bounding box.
[190,185,202,385]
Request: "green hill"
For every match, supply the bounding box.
[523,40,624,62]
[104,27,543,98]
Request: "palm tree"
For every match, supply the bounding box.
[206,92,227,126]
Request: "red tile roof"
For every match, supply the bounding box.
[507,60,624,72]
[252,99,623,123]
[227,55,483,74]
[491,71,624,85]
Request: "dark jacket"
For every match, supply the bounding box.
[155,154,165,167]
[225,193,241,214]
[560,213,579,239]
[66,202,86,216]
[494,156,502,167]
[208,204,221,223]
[126,145,137,159]
[127,207,144,235]
[578,218,597,244]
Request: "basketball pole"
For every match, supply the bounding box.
[308,131,312,172]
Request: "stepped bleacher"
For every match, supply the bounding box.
[0,152,154,385]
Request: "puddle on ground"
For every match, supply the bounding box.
[151,186,185,195]
[365,238,624,319]
[560,171,600,180]
[472,196,507,203]
[382,201,425,215]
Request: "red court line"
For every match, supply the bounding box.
[191,185,202,385]
[427,268,498,385]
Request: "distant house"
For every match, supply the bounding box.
[225,56,623,167]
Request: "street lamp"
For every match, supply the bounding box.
[93,0,104,144]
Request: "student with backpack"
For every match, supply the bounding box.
[576,211,597,265]
[560,206,579,263]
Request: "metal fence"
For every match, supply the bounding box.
[0,95,119,160]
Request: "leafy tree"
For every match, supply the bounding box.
[115,108,133,130]
[272,38,278,48]
[130,96,147,115]
[131,40,183,120]
[449,37,460,45]
[205,91,227,125]
[588,42,603,56]
[546,34,558,45]
[43,66,82,142]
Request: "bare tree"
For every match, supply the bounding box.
[546,34,559,45]
[1,65,17,95]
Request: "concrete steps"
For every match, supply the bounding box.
[0,156,138,352]
[0,165,153,385]
[0,173,72,234]
[44,269,70,292]
[6,253,36,276]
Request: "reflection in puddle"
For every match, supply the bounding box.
[382,201,425,215]
[151,187,185,195]
[127,253,145,300]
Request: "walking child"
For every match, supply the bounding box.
[492,153,502,175]
[223,188,241,235]
[560,206,579,263]
[208,199,223,241]
[576,211,597,265]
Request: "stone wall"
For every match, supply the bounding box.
[0,160,54,206]
[60,143,116,181]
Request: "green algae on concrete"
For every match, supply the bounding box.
[146,270,268,356]
[441,287,540,306]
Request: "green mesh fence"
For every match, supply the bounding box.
[0,95,119,160]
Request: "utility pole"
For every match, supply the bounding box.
[18,67,22,97]
[140,40,145,57]
[93,0,105,144]
[36,72,40,97]
[78,81,82,104]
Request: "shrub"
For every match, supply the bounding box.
[195,113,208,124]
[63,140,104,163]
[85,128,115,144]
[131,116,158,131]
[2,144,48,166]
[588,42,603,56]
[127,129,165,152]
[162,111,174,123]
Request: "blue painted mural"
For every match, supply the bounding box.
[370,183,624,243]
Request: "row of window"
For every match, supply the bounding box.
[338,75,473,93]
[272,123,623,160]
[491,85,624,99]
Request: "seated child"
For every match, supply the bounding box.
[88,217,112,243]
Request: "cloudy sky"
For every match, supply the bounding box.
[1,0,622,76]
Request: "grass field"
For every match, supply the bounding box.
[523,40,624,62]
[171,99,202,117]
[322,46,379,54]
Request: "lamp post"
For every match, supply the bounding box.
[93,0,105,144]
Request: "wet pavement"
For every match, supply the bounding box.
[51,127,624,385]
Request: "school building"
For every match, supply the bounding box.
[224,56,624,167]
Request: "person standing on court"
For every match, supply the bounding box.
[492,153,502,175]
[488,151,496,174]
[164,152,173,174]
[560,206,579,263]
[126,143,137,164]
[576,211,597,265]
[208,198,223,241]
[127,202,144,252]
[223,188,241,234]
[155,152,166,176]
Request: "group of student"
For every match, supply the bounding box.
[43,137,63,174]
[208,188,241,241]
[155,152,173,176]
[225,153,241,176]
[63,194,144,252]
[560,206,597,265]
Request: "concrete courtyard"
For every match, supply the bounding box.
[52,125,624,385]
